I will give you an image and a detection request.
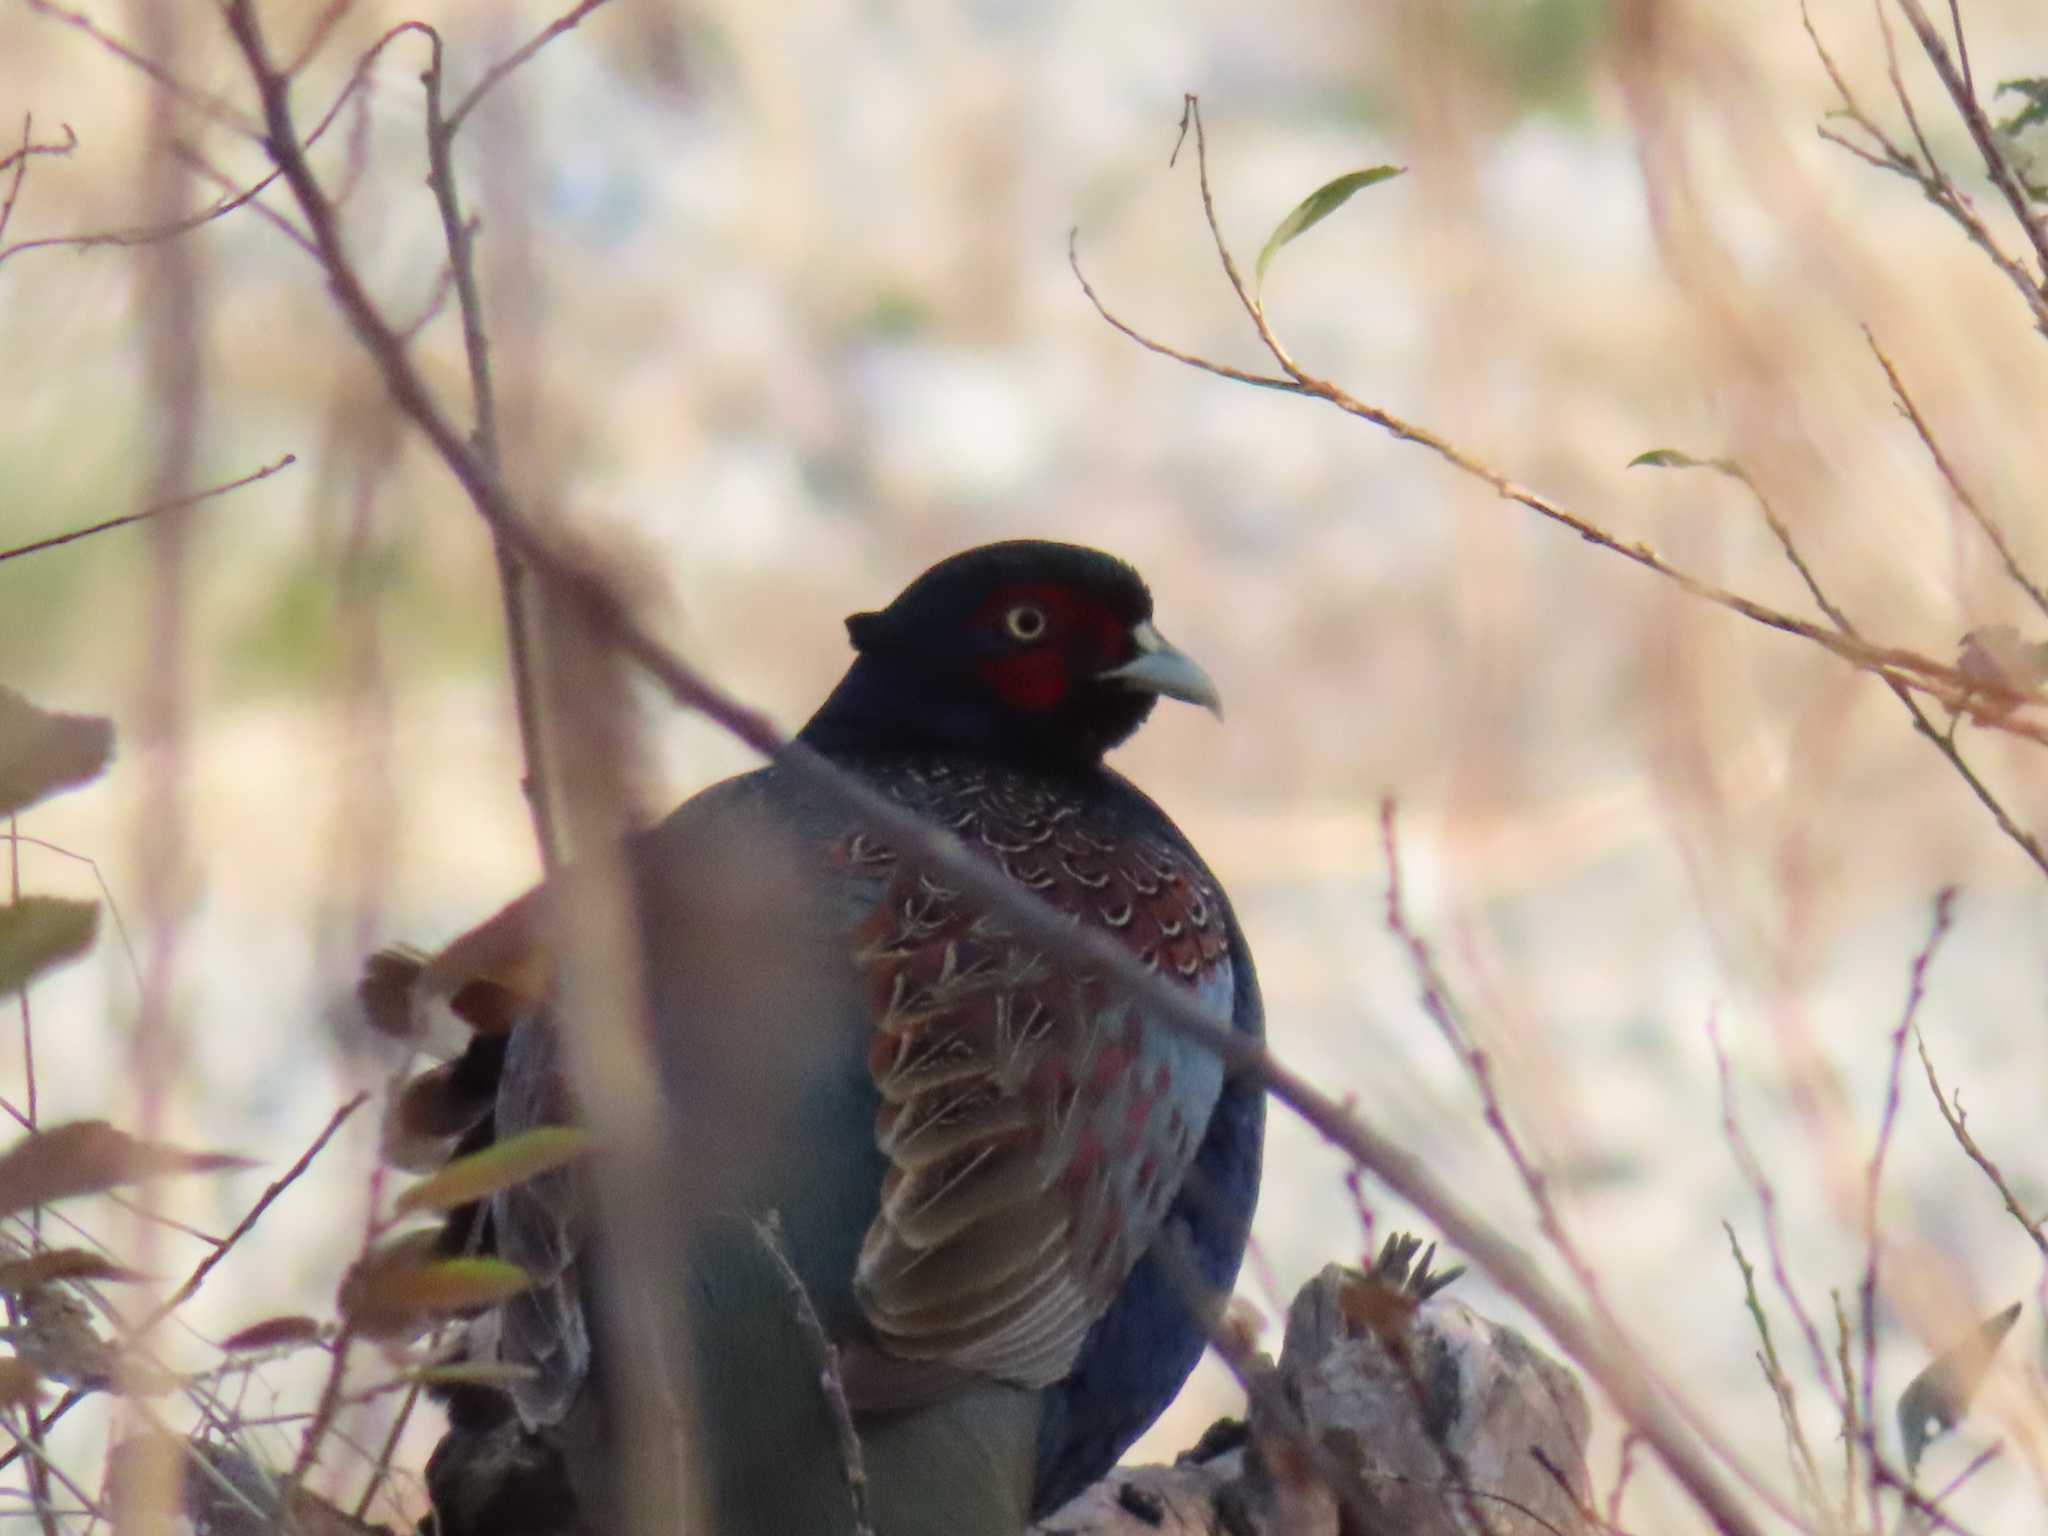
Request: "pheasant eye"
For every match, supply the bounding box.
[1003,604,1049,642]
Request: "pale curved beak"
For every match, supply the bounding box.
[1100,621,1224,719]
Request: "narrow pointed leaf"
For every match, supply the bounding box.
[393,1125,594,1216]
[0,1120,255,1219]
[402,1360,540,1390]
[0,688,114,817]
[0,1248,147,1293]
[1255,166,1405,288]
[219,1314,325,1354]
[1626,447,1746,479]
[341,1234,533,1340]
[1898,1301,2022,1471]
[0,897,99,994]
[1997,78,2048,136]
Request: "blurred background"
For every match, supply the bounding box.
[5,0,2048,1527]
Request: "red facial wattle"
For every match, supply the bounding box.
[972,583,1134,714]
[982,647,1072,711]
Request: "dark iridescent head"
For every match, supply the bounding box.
[800,541,1221,770]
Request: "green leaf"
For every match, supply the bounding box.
[340,1236,534,1340]
[1898,1301,2022,1471]
[1995,80,2048,202]
[393,1125,594,1216]
[1997,78,2048,136]
[1626,447,1747,481]
[400,1359,540,1390]
[0,688,113,817]
[1255,166,1406,289]
[0,896,99,993]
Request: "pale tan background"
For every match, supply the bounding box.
[5,0,2048,1528]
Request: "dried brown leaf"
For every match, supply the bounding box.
[0,687,114,816]
[0,1356,42,1408]
[219,1314,326,1354]
[0,1120,255,1219]
[0,895,99,994]
[357,945,428,1039]
[0,1247,147,1293]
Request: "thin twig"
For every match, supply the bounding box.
[20,0,260,138]
[350,1375,426,1521]
[0,1093,369,1478]
[287,1324,361,1490]
[1875,0,1947,201]
[146,1093,369,1326]
[171,138,319,257]
[5,818,56,1536]
[1708,1011,1844,1413]
[419,30,562,872]
[446,0,617,136]
[0,454,297,565]
[1928,1443,2003,1513]
[752,1214,873,1536]
[1835,1294,1860,1531]
[1383,807,1802,1532]
[1737,459,2048,877]
[0,1422,102,1526]
[1944,0,1973,102]
[1915,1032,2048,1260]
[0,20,425,275]
[0,832,145,996]
[1722,1224,1828,1519]
[282,0,362,78]
[1864,329,2048,621]
[1803,1,2048,335]
[1858,889,1958,1510]
[1893,0,2048,293]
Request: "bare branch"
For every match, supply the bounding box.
[0,116,77,251]
[1858,888,1958,1503]
[753,1214,873,1536]
[1801,1,2048,335]
[418,30,562,871]
[1722,1224,1829,1519]
[1894,0,2048,296]
[1915,1033,2048,1261]
[0,454,297,566]
[146,1093,369,1327]
[1865,328,2048,622]
[446,0,617,138]
[1708,1011,1845,1415]
[20,0,260,138]
[1729,460,2048,883]
[0,19,425,274]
